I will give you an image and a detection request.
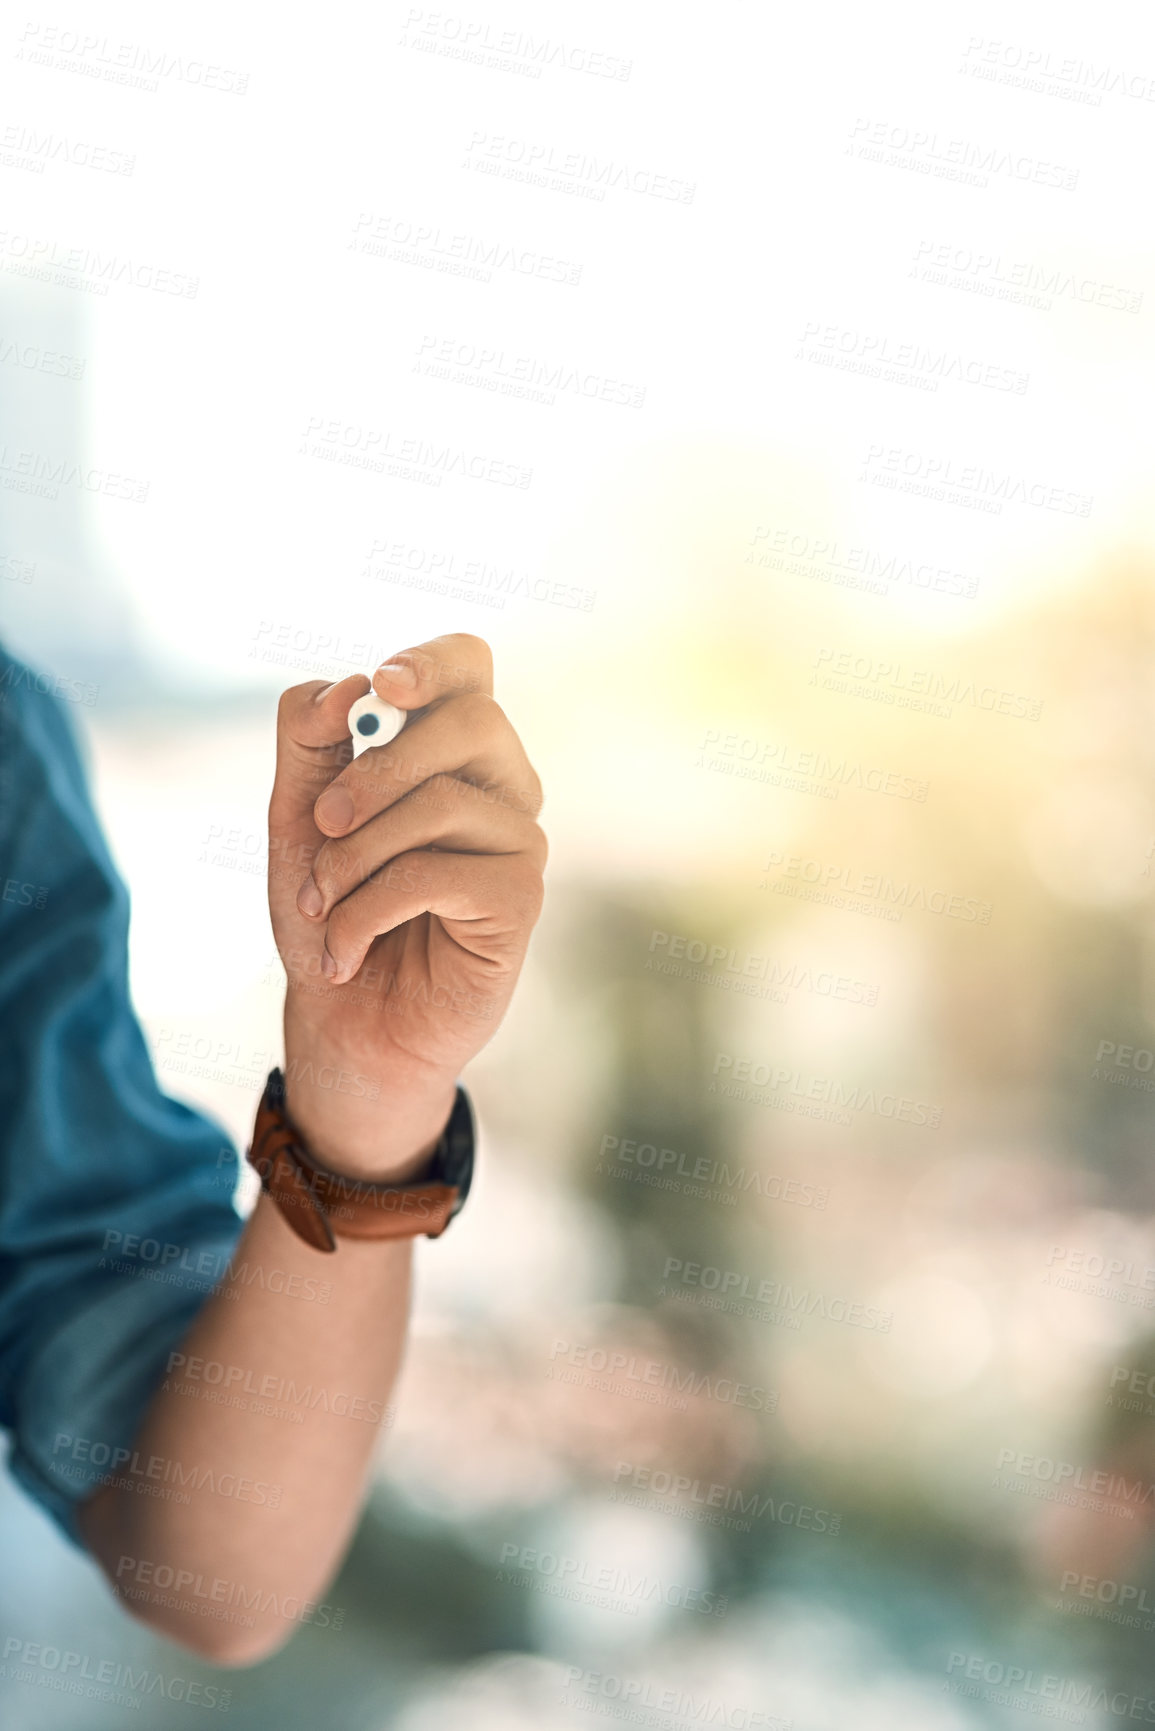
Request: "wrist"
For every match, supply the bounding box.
[249,1068,475,1251]
[281,1056,457,1183]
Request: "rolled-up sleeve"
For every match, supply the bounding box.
[0,650,246,1544]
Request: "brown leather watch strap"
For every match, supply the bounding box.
[247,1070,464,1252]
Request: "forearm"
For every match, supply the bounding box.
[79,1191,412,1665]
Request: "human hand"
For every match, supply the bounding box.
[267,634,546,1178]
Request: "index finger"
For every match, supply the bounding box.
[270,672,368,834]
[371,633,493,711]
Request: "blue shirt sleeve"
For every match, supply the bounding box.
[0,647,246,1545]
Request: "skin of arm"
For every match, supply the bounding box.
[78,634,546,1665]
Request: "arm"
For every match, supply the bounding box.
[77,634,545,1664]
[79,1200,414,1666]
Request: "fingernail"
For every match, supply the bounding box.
[296,875,323,918]
[315,785,355,833]
[314,681,338,705]
[377,660,417,688]
[321,946,338,980]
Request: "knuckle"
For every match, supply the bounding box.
[453,631,492,670]
[313,837,357,897]
[525,875,546,927]
[410,773,459,816]
[276,683,309,724]
[355,753,395,800]
[445,774,476,814]
[458,690,506,735]
[510,854,545,922]
[323,896,357,948]
[431,634,492,694]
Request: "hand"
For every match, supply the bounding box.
[267,634,546,1178]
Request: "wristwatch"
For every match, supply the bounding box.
[247,1067,475,1253]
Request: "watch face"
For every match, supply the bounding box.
[437,1086,475,1211]
[266,1066,288,1112]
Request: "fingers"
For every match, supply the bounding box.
[269,674,370,836]
[313,690,543,838]
[371,633,493,711]
[270,637,503,845]
[298,776,548,922]
[321,849,546,984]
